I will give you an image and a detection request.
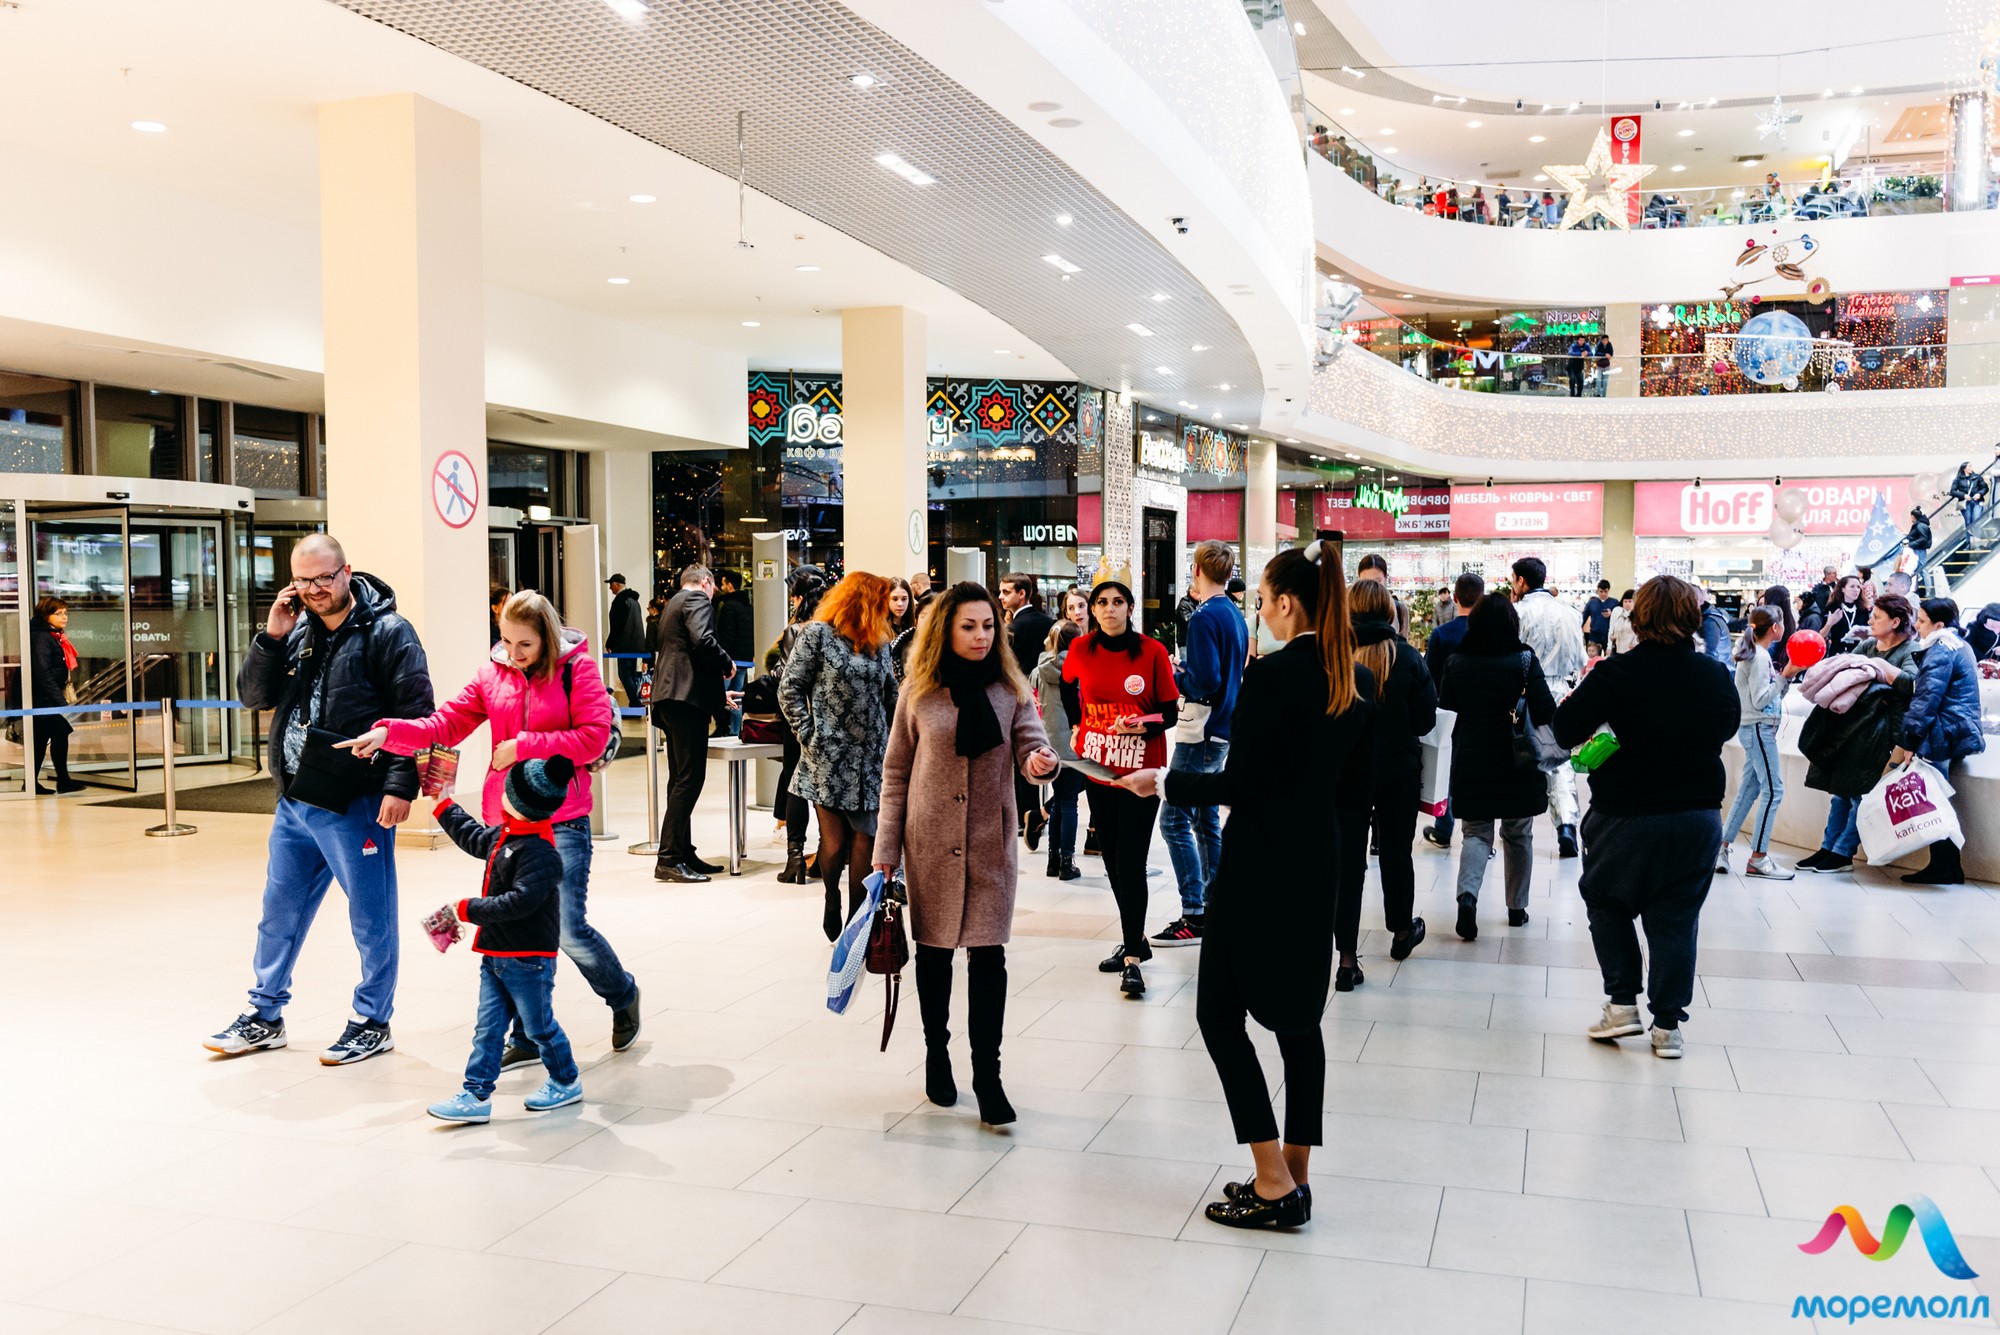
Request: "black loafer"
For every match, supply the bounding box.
[1334,963,1364,992]
[1205,1185,1309,1230]
[1390,917,1426,961]
[686,855,725,875]
[1508,908,1530,927]
[654,862,710,884]
[1120,963,1146,998]
[1456,900,1478,941]
[1097,948,1127,974]
[1223,1181,1312,1220]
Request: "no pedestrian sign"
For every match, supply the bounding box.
[432,451,480,529]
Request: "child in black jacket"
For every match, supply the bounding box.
[425,755,583,1124]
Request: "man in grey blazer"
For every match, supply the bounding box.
[651,563,735,882]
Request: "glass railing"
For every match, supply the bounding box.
[1301,102,1979,225]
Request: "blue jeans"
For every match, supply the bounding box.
[1824,795,1862,857]
[511,818,637,1050]
[465,956,576,1100]
[1432,797,1455,842]
[1047,766,1087,859]
[726,665,747,735]
[249,793,399,1024]
[615,657,644,710]
[1722,721,1784,852]
[1159,738,1227,916]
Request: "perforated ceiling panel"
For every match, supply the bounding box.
[327,0,1267,424]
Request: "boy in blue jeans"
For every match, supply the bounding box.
[425,755,583,1123]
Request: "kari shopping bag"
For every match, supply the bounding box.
[1855,759,1962,866]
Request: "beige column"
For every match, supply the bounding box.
[1605,303,1642,398]
[594,449,657,597]
[840,307,929,580]
[1601,479,1636,594]
[1244,438,1279,579]
[319,93,489,780]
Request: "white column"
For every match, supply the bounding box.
[319,93,489,782]
[595,449,656,599]
[840,306,929,580]
[1244,437,1279,580]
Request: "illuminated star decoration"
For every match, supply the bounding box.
[1756,92,1792,142]
[1542,126,1656,232]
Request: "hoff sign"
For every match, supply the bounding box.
[1634,478,1915,536]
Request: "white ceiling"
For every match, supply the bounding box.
[0,0,1070,394]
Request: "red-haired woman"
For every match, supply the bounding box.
[779,571,901,939]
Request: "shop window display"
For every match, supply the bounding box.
[0,372,72,474]
[1639,290,1944,396]
[230,405,305,498]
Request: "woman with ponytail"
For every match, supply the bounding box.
[1119,533,1375,1231]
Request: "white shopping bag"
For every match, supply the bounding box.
[825,871,887,1016]
[1855,759,1962,866]
[1417,708,1456,816]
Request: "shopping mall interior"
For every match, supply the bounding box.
[6,1,2000,1331]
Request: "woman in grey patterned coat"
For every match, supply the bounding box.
[778,571,901,939]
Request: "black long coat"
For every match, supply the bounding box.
[1440,648,1556,821]
[1165,637,1374,1030]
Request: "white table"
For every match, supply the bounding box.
[707,736,784,874]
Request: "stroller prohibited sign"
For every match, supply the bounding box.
[432,451,480,528]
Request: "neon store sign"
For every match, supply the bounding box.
[1354,482,1408,516]
[1667,302,1746,328]
[1543,321,1602,337]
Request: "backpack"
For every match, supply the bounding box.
[559,659,621,773]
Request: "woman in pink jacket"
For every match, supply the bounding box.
[346,590,641,1059]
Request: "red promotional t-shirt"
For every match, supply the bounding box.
[1062,633,1179,780]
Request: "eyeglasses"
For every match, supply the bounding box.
[293,570,345,591]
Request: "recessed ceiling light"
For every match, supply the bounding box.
[1211,412,1222,420]
[1379,128,1395,136]
[1151,292,1171,302]
[1127,323,1154,336]
[1340,66,1366,78]
[1339,107,1355,115]
[602,0,649,18]
[993,348,1011,354]
[1381,147,1398,154]
[1399,293,1414,299]
[1042,253,1082,274]
[849,73,877,88]
[1467,120,1483,128]
[1283,437,1300,444]
[1055,213,1073,226]
[131,120,167,133]
[1293,20,1306,34]
[1346,452,1360,460]
[1671,163,1686,172]
[1219,382,1232,390]
[1852,85,1865,95]
[627,193,656,203]
[1677,128,1694,137]
[606,277,630,285]
[1191,344,1208,351]
[873,152,937,186]
[741,320,760,327]
[1532,173,1548,182]
[795,264,820,272]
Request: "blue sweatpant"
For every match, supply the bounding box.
[247,794,400,1025]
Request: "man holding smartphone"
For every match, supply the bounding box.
[205,534,434,1066]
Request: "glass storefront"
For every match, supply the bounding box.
[0,373,74,474]
[95,386,184,480]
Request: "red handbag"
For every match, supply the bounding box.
[865,888,909,1052]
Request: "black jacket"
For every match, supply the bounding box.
[1802,680,1913,797]
[714,590,755,666]
[29,622,72,709]
[1008,607,1055,676]
[1164,637,1375,1030]
[1440,648,1556,820]
[606,587,647,654]
[651,587,733,712]
[1552,641,1738,816]
[1908,516,1934,554]
[438,800,563,956]
[237,572,433,800]
[1355,615,1437,782]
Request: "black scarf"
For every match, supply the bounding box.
[938,646,1005,758]
[1093,626,1144,659]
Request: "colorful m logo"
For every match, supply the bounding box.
[1798,1196,1979,1279]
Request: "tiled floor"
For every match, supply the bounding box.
[10,756,2000,1332]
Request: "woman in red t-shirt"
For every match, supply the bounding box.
[1061,579,1179,998]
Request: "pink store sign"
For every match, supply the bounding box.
[1447,483,1603,539]
[1634,477,1912,537]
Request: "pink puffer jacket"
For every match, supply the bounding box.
[375,628,612,824]
[1796,652,1902,716]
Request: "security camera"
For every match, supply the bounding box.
[1515,98,1524,111]
[1654,98,1663,111]
[1170,217,1190,235]
[1486,477,1494,488]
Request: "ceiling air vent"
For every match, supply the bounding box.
[503,408,556,425]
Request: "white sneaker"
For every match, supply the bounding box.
[1587,1003,1644,1041]
[1745,855,1796,881]
[1650,1026,1684,1059]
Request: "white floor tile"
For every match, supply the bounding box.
[249,1241,616,1335]
[488,1173,806,1280]
[712,1200,1022,1313]
[542,1273,855,1334]
[1674,1087,1910,1159]
[953,1144,1219,1238]
[1525,1129,1764,1215]
[739,1125,1007,1212]
[1232,1252,1524,1335]
[956,1223,1261,1335]
[1472,1072,1684,1140]
[1430,1187,1699,1294]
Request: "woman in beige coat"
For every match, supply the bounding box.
[876,582,1058,1126]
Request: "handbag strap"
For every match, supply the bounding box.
[879,973,900,1053]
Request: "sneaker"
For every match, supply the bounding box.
[427,1091,492,1123]
[1802,851,1854,874]
[612,986,643,1052]
[498,1043,540,1073]
[1422,829,1451,850]
[204,1012,286,1056]
[320,1018,394,1066]
[1745,855,1796,881]
[1151,916,1204,947]
[524,1077,583,1112]
[1587,1003,1644,1041]
[1650,1026,1684,1059]
[1714,854,1731,875]
[1097,947,1127,974]
[1120,963,1146,998]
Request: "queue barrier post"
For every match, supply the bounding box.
[144,697,197,838]
[627,706,662,857]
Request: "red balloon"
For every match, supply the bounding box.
[1787,628,1827,668]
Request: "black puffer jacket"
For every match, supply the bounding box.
[438,800,562,956]
[1354,614,1438,783]
[1801,679,1913,797]
[1441,647,1556,821]
[237,572,434,800]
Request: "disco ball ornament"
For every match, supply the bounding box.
[1733,310,1815,386]
[1784,376,1800,391]
[1825,381,1843,392]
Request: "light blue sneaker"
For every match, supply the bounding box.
[524,1078,583,1112]
[427,1091,492,1124]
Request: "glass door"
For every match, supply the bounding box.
[0,500,22,796]
[30,509,137,790]
[129,516,226,767]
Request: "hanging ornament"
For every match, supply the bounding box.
[1541,127,1657,232]
[1756,92,1795,142]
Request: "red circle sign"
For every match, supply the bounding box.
[1612,116,1639,143]
[432,451,480,529]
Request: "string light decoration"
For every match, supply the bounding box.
[1755,92,1793,143]
[1541,127,1656,232]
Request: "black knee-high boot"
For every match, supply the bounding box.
[914,944,957,1107]
[1904,839,1965,885]
[967,945,1015,1125]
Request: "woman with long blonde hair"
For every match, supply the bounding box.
[875,582,1057,1124]
[778,571,901,938]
